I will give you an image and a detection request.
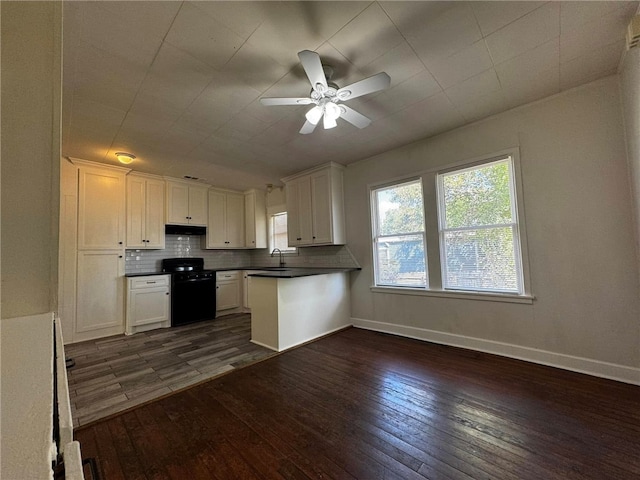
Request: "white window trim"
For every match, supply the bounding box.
[371,178,428,288]
[370,286,534,304]
[368,147,533,301]
[436,156,524,295]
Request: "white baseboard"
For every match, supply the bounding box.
[351,318,640,386]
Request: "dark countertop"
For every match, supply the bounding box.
[247,267,360,278]
[125,272,172,278]
[125,267,359,278]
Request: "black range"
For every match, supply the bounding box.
[162,257,216,327]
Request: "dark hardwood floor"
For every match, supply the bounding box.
[75,327,640,480]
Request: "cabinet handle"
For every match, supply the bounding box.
[297,237,301,241]
[146,281,156,284]
[166,292,170,295]
[119,255,123,258]
[313,236,316,239]
[118,241,123,245]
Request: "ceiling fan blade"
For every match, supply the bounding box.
[260,97,313,106]
[299,119,318,135]
[298,50,328,93]
[339,105,371,129]
[337,72,391,101]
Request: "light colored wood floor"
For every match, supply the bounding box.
[65,313,275,427]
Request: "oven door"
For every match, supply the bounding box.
[171,276,216,327]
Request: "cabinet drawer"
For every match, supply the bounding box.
[130,275,170,289]
[216,271,239,281]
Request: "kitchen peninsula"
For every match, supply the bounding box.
[249,268,357,352]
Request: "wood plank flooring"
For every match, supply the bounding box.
[65,313,275,426]
[75,327,640,479]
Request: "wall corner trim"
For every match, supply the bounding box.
[351,318,640,386]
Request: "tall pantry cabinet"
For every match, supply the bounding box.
[59,158,130,343]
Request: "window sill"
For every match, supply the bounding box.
[370,286,535,304]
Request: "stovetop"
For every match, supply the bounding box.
[161,257,206,273]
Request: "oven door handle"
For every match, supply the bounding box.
[174,277,215,284]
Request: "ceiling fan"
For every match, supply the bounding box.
[260,50,391,134]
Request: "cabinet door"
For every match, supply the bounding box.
[245,192,256,247]
[78,167,125,250]
[226,192,245,247]
[243,272,250,309]
[76,250,124,339]
[145,179,165,248]
[245,190,267,249]
[286,182,301,246]
[217,280,240,310]
[126,175,146,248]
[166,182,190,225]
[297,176,313,245]
[128,286,170,327]
[206,189,226,248]
[311,170,333,244]
[188,186,208,226]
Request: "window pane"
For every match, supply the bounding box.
[442,160,513,228]
[443,227,518,292]
[270,212,295,252]
[376,234,427,287]
[376,182,424,235]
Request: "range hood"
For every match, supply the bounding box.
[165,225,206,236]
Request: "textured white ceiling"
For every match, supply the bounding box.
[62,1,639,190]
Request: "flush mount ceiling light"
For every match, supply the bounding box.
[115,152,136,164]
[259,50,390,134]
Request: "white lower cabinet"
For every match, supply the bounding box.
[126,275,171,335]
[216,271,241,313]
[243,270,271,311]
[243,271,250,310]
[75,250,125,341]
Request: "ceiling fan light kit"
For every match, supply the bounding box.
[260,50,390,134]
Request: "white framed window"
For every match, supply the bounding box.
[371,179,427,287]
[269,211,296,253]
[369,149,531,302]
[437,157,523,294]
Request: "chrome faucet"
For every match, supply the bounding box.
[270,248,285,267]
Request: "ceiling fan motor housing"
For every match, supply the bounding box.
[259,50,390,134]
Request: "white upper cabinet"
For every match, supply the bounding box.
[188,185,208,225]
[126,173,165,249]
[76,161,128,250]
[206,188,245,248]
[283,162,346,247]
[245,189,267,249]
[165,179,209,226]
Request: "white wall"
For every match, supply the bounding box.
[1,1,62,318]
[620,47,640,281]
[344,76,640,382]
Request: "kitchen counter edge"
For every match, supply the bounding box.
[125,267,360,278]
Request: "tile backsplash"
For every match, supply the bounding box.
[125,235,251,273]
[249,245,360,269]
[125,235,360,274]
